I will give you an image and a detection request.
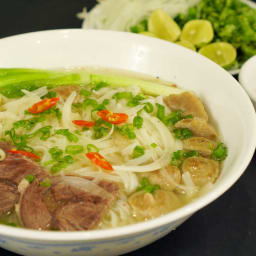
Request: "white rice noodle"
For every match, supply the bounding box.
[115,170,139,193]
[62,91,77,130]
[113,113,176,172]
[182,172,198,197]
[21,86,48,98]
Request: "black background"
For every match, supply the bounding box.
[0,1,256,255]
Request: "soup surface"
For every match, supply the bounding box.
[0,68,227,231]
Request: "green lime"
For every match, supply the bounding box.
[148,9,181,42]
[180,20,214,46]
[199,42,237,67]
[176,40,196,51]
[139,32,157,38]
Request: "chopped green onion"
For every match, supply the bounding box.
[116,124,136,139]
[42,91,57,99]
[133,116,143,129]
[143,102,154,113]
[55,129,78,143]
[50,155,74,174]
[137,177,160,194]
[132,145,145,159]
[82,98,98,109]
[49,147,63,160]
[112,92,133,101]
[156,103,166,123]
[130,19,148,33]
[173,128,193,140]
[80,88,92,97]
[171,150,199,166]
[87,144,99,153]
[151,143,157,148]
[211,142,228,161]
[127,94,145,107]
[32,126,52,141]
[92,82,108,91]
[25,174,35,184]
[65,145,84,155]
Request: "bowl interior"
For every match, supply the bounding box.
[0,29,255,240]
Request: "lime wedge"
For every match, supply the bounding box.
[199,42,237,67]
[139,32,157,38]
[148,9,181,42]
[176,40,196,51]
[181,20,214,46]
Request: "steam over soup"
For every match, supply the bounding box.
[0,68,227,230]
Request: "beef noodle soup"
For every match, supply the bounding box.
[0,68,227,231]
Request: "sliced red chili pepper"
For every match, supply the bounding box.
[7,149,40,160]
[86,152,113,171]
[28,97,59,114]
[72,120,95,128]
[97,110,128,125]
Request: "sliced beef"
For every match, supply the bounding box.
[174,118,217,141]
[0,141,48,185]
[0,179,19,215]
[20,180,52,230]
[20,175,120,231]
[164,92,208,121]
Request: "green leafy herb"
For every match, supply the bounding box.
[65,145,84,155]
[132,145,145,159]
[25,174,35,183]
[80,88,92,97]
[211,142,228,161]
[133,116,143,129]
[116,124,136,139]
[137,177,160,194]
[92,82,109,91]
[112,92,133,101]
[143,102,154,113]
[55,129,78,143]
[130,19,148,33]
[171,150,199,166]
[173,128,193,140]
[40,178,51,187]
[87,144,99,152]
[92,99,110,112]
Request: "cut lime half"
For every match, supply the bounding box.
[176,40,196,51]
[181,20,214,46]
[148,9,181,42]
[199,42,237,67]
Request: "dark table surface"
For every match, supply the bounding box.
[0,1,256,255]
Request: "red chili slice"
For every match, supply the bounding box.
[7,149,40,160]
[97,110,128,125]
[72,120,95,128]
[28,97,59,114]
[86,152,113,171]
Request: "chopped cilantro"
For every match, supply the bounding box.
[137,177,160,194]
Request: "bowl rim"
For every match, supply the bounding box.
[239,55,256,103]
[0,28,256,242]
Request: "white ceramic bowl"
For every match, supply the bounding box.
[0,29,255,256]
[239,55,256,107]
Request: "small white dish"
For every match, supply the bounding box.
[239,55,256,106]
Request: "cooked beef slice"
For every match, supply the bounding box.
[20,176,120,231]
[0,141,48,185]
[174,118,217,141]
[164,92,208,121]
[0,179,19,215]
